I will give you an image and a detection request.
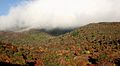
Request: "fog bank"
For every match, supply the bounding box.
[0,0,120,31]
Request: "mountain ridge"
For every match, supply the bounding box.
[0,22,120,66]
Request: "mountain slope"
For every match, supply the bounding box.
[0,22,120,66]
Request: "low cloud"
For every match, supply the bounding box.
[0,0,120,31]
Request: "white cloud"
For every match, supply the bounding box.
[0,0,120,31]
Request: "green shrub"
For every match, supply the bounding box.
[71,31,79,37]
[98,54,108,61]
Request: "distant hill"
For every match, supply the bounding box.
[0,22,120,66]
[0,30,52,45]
